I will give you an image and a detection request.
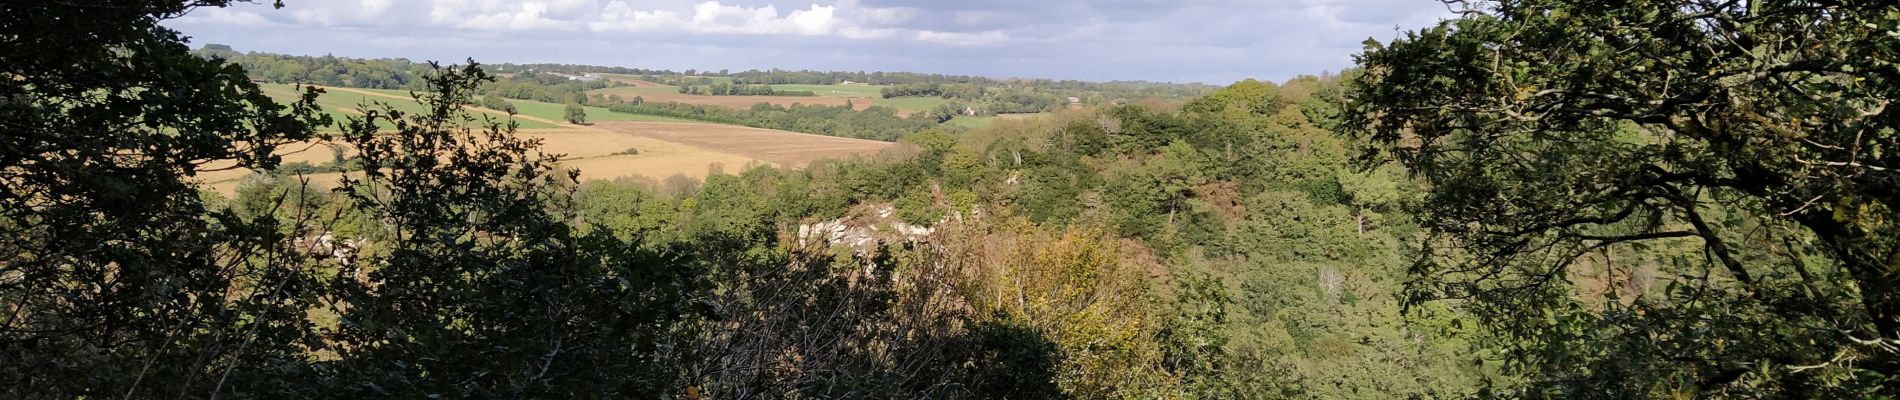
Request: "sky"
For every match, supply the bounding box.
[163,0,1455,84]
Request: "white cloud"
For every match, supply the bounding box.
[361,0,393,15]
[598,1,1006,43]
[914,30,1007,46]
[182,0,1005,45]
[172,7,274,28]
[681,2,835,35]
[456,2,576,31]
[591,2,685,31]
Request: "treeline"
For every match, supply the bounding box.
[199,44,1217,106]
[677,83,813,96]
[1031,79,1221,101]
[487,62,671,76]
[880,82,1064,116]
[723,68,993,85]
[604,100,935,141]
[193,46,620,104]
[197,45,1207,119]
[484,70,618,103]
[880,83,985,99]
[477,94,517,114]
[193,44,432,89]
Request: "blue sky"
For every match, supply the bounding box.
[164,0,1453,84]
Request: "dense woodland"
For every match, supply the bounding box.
[5,0,1898,399]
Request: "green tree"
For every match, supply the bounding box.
[1350,0,1900,396]
[479,93,517,114]
[564,100,588,124]
[321,63,706,397]
[0,1,333,397]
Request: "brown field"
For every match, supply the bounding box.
[195,93,891,194]
[591,86,919,116]
[521,127,769,182]
[591,121,896,168]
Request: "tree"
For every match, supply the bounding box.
[321,62,705,397]
[0,1,338,397]
[1349,0,1900,396]
[564,101,588,124]
[479,93,517,114]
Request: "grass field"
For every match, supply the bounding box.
[590,121,895,168]
[872,96,950,113]
[259,84,563,129]
[505,99,703,123]
[769,84,883,97]
[328,86,712,123]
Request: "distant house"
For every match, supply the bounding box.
[571,73,602,82]
[1066,96,1081,104]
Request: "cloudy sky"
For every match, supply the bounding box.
[164,0,1453,84]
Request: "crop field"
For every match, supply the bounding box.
[590,121,895,168]
[519,127,769,183]
[201,89,890,194]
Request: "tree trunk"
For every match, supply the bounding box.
[1355,206,1366,236]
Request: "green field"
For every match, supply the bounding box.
[289,86,702,125]
[256,84,392,129]
[769,84,883,97]
[322,86,733,124]
[259,84,562,129]
[599,86,683,96]
[505,100,703,123]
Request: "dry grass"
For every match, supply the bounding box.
[521,128,769,182]
[590,121,895,168]
[194,114,889,194]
